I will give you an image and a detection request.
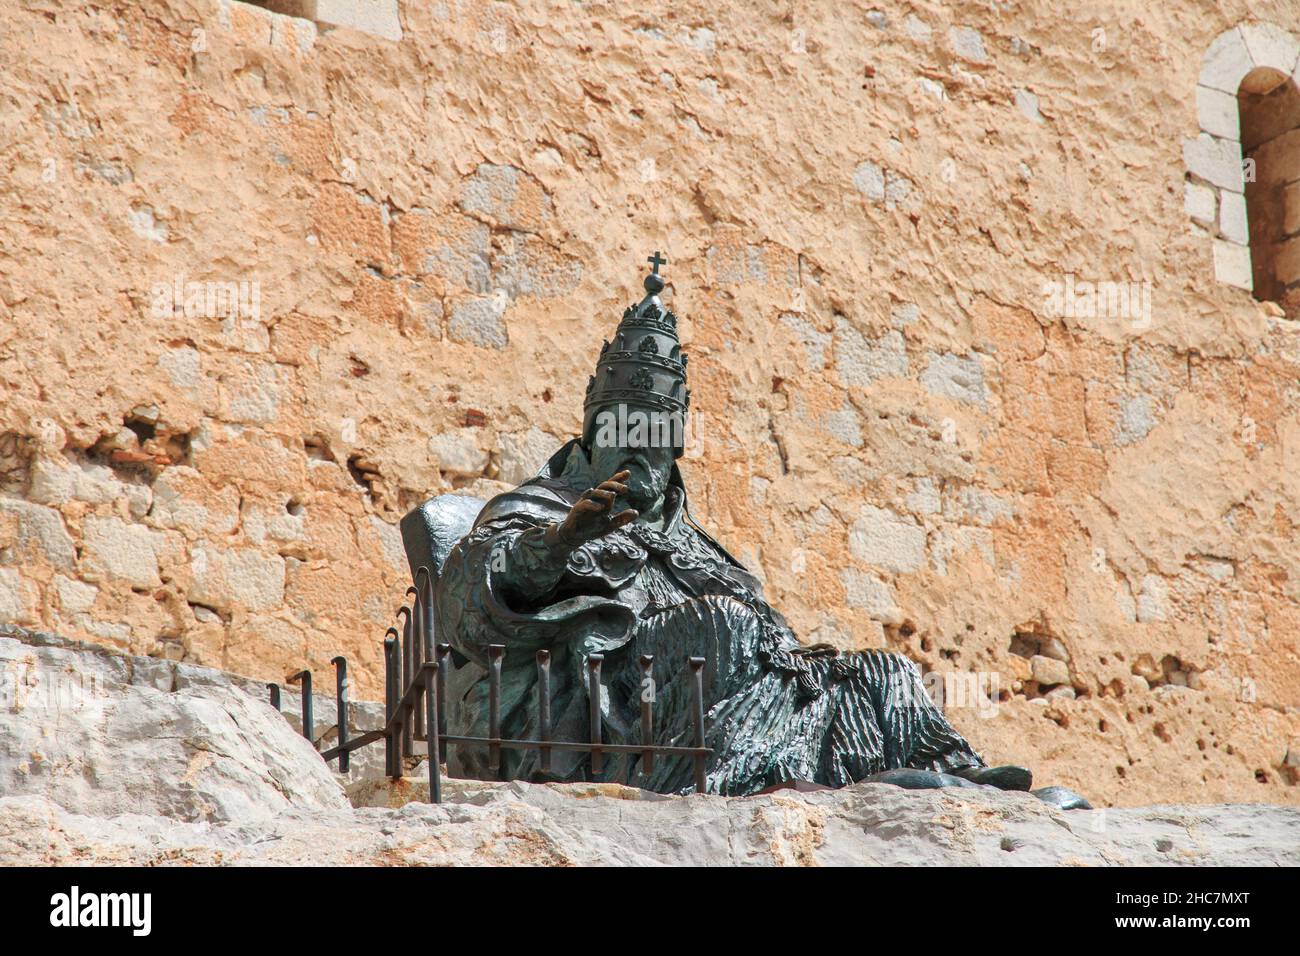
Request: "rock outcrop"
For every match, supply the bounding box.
[1,624,349,823]
[6,774,1299,867]
[2,625,1297,865]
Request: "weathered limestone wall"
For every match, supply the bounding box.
[1,0,1298,807]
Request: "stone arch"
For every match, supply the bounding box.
[1185,22,1300,314]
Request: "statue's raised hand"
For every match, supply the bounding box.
[552,470,638,548]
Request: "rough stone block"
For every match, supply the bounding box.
[852,160,884,201]
[848,504,926,573]
[53,575,97,615]
[841,567,903,623]
[1040,636,1070,662]
[0,502,78,567]
[190,546,286,613]
[1183,134,1244,192]
[77,463,128,504]
[1136,575,1168,623]
[905,477,941,515]
[81,517,166,588]
[26,458,73,504]
[427,429,488,476]
[1219,190,1249,244]
[929,525,994,576]
[78,616,132,644]
[289,15,318,54]
[1198,27,1254,94]
[821,403,863,448]
[834,321,908,387]
[0,628,348,824]
[917,77,947,101]
[902,13,930,42]
[1114,393,1156,446]
[782,312,832,368]
[1184,181,1217,225]
[1212,239,1253,289]
[158,345,201,389]
[0,568,38,625]
[224,361,284,424]
[1030,654,1069,686]
[497,428,560,486]
[448,295,508,349]
[950,486,1014,526]
[150,467,240,535]
[890,303,919,327]
[28,457,136,508]
[883,168,920,211]
[1196,84,1239,141]
[492,239,582,301]
[1014,88,1042,123]
[920,352,987,406]
[458,163,552,233]
[269,0,402,42]
[1239,21,1300,77]
[359,517,402,578]
[948,26,987,63]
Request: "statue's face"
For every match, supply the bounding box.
[587,405,675,511]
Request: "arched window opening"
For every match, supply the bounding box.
[1187,23,1300,303]
[1239,67,1300,316]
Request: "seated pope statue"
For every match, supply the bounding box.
[434,256,1085,807]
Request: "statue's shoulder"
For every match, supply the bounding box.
[474,476,578,528]
[680,516,748,572]
[470,438,592,531]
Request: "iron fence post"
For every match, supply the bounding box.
[417,567,434,662]
[536,649,552,774]
[288,670,313,747]
[689,656,707,794]
[588,654,604,778]
[384,630,399,778]
[406,586,424,740]
[397,605,413,757]
[436,642,450,746]
[639,654,655,777]
[417,568,435,741]
[331,656,349,774]
[487,644,504,779]
[425,662,441,804]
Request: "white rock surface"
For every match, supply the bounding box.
[3,777,1298,867]
[0,626,349,824]
[1,625,1297,866]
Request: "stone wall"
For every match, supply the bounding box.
[1,0,1299,807]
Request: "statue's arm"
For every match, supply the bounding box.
[436,513,636,666]
[434,472,641,666]
[490,467,637,608]
[492,522,573,610]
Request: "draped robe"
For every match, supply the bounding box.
[435,439,985,795]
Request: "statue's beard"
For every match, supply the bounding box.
[616,455,671,512]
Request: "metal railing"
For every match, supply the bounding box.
[268,565,712,802]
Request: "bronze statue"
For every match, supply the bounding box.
[408,254,1088,809]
